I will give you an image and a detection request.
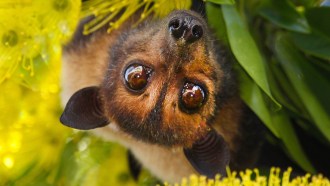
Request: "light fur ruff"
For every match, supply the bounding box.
[61,10,262,183]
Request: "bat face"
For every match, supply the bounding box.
[100,10,224,147]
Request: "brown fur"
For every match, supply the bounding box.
[61,10,261,183]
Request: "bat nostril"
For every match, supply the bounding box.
[191,25,203,39]
[169,18,185,39]
[169,18,181,29]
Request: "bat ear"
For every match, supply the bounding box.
[60,86,109,130]
[184,127,230,178]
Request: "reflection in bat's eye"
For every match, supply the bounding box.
[181,82,205,111]
[124,63,153,91]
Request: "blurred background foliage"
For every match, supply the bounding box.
[0,0,329,185]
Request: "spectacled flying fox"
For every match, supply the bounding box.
[60,9,263,183]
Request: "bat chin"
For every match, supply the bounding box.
[113,121,208,148]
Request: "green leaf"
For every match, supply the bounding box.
[272,111,316,173]
[206,0,235,5]
[259,0,310,33]
[238,66,315,172]
[299,0,321,7]
[54,136,79,185]
[222,5,280,108]
[206,2,228,46]
[268,62,310,119]
[238,66,279,137]
[274,33,330,142]
[311,58,330,79]
[291,31,330,60]
[306,7,330,40]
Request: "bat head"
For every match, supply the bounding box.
[100,10,228,147]
[61,10,232,148]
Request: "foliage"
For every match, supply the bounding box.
[0,0,329,185]
[207,0,330,173]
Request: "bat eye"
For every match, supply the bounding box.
[181,82,205,110]
[124,64,152,91]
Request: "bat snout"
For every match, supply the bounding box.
[168,16,203,44]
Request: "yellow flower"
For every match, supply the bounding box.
[164,168,330,186]
[0,0,80,84]
[0,57,70,181]
[81,0,191,34]
[34,0,81,43]
[0,1,80,184]
[0,10,40,83]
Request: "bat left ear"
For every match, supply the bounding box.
[183,127,230,178]
[60,86,109,130]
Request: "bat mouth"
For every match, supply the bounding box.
[111,112,211,147]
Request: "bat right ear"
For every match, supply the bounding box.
[183,127,230,178]
[60,86,109,130]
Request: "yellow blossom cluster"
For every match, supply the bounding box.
[164,168,330,186]
[0,0,80,83]
[0,0,80,184]
[81,0,191,34]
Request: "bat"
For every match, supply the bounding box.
[60,10,263,183]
